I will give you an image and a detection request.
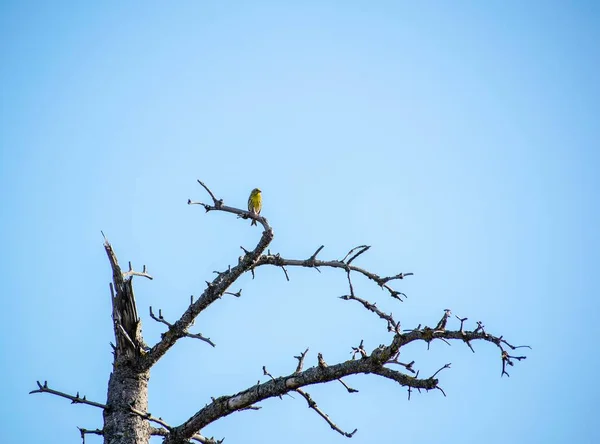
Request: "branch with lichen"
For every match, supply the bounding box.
[163,348,435,444]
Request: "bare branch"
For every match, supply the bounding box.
[389,327,529,375]
[149,306,171,329]
[500,338,532,351]
[501,350,528,377]
[188,180,268,229]
[339,293,401,333]
[346,270,355,297]
[351,340,367,360]
[145,183,417,371]
[196,180,221,207]
[337,378,359,394]
[453,315,476,353]
[140,181,275,370]
[296,388,358,438]
[131,406,219,443]
[371,366,428,387]
[27,380,221,442]
[78,427,103,444]
[149,306,215,347]
[39,187,527,444]
[455,315,468,333]
[463,338,476,353]
[163,352,437,444]
[386,353,416,374]
[262,366,275,381]
[271,361,356,435]
[29,381,107,410]
[430,363,452,379]
[122,261,153,280]
[317,353,358,393]
[474,321,485,334]
[294,348,310,373]
[254,250,413,301]
[308,245,325,263]
[130,405,174,430]
[342,245,370,265]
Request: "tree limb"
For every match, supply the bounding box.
[253,250,413,301]
[163,354,434,444]
[295,388,357,438]
[162,315,527,444]
[388,326,530,375]
[29,381,107,410]
[139,182,275,371]
[149,306,215,347]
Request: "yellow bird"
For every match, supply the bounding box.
[247,188,262,226]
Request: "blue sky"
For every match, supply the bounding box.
[1,1,598,443]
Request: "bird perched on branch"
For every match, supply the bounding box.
[247,188,262,226]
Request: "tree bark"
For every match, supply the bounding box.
[103,240,152,444]
[104,364,150,444]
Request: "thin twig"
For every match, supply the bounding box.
[339,293,401,333]
[386,353,416,374]
[29,381,107,409]
[78,427,103,444]
[196,180,220,206]
[344,245,370,265]
[122,261,153,280]
[351,340,367,360]
[430,363,451,379]
[295,388,358,438]
[149,307,216,347]
[294,348,310,373]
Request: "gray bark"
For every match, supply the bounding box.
[30,182,527,444]
[103,240,151,444]
[104,365,150,444]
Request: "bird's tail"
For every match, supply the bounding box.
[251,219,257,226]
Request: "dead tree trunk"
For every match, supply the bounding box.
[30,180,528,444]
[103,241,152,444]
[103,365,150,444]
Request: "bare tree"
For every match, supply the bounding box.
[30,180,529,444]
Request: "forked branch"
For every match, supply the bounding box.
[149,306,215,347]
[140,181,275,370]
[254,247,413,301]
[164,352,434,444]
